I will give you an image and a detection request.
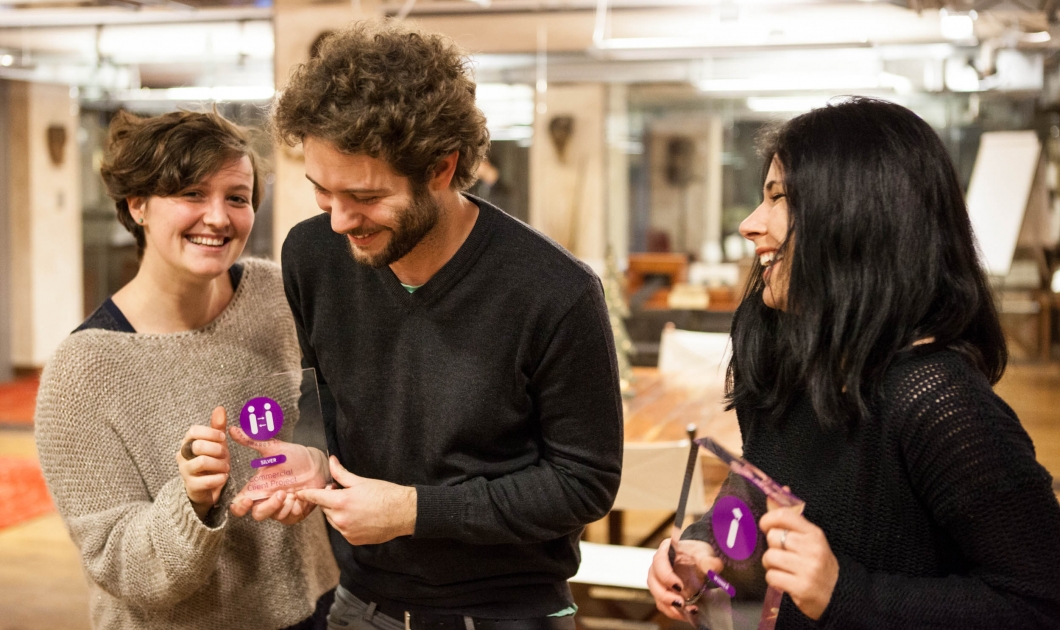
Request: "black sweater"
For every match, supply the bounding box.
[281,199,623,617]
[733,348,1060,629]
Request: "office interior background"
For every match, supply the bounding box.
[1,0,1059,628]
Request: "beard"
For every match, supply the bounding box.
[345,184,440,269]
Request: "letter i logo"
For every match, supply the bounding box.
[711,496,756,561]
[239,396,284,441]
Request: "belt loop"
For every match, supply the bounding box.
[463,616,476,630]
[362,602,377,621]
[405,611,412,630]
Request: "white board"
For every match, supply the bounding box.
[966,131,1041,277]
[571,541,655,590]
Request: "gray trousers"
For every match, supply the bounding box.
[327,585,576,630]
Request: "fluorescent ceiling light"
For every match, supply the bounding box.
[697,72,911,94]
[117,85,274,101]
[746,96,833,112]
[939,10,974,41]
[1022,31,1051,44]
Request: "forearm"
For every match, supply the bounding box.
[818,555,1060,630]
[66,476,227,610]
[414,456,619,544]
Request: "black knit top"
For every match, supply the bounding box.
[733,347,1060,628]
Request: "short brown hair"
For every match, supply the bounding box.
[99,110,264,257]
[272,20,489,190]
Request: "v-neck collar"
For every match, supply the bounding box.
[376,194,497,308]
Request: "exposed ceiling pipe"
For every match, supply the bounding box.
[0,6,271,29]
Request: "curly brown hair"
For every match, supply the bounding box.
[99,110,264,257]
[272,19,489,190]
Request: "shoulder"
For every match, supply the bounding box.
[479,201,599,301]
[239,257,283,288]
[228,258,296,331]
[883,348,1005,419]
[37,330,122,418]
[883,349,1044,495]
[282,214,338,265]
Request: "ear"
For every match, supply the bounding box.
[127,197,148,222]
[427,151,460,192]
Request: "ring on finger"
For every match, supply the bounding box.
[779,528,788,551]
[180,439,197,461]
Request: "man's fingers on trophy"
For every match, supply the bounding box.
[328,455,357,487]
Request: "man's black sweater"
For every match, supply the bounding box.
[732,348,1060,629]
[281,198,623,618]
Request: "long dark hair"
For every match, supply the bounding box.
[727,98,1007,428]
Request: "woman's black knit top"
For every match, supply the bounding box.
[739,348,1060,629]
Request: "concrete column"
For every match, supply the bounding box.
[4,80,82,369]
[606,83,631,267]
[0,82,11,381]
[271,0,380,257]
[530,83,607,265]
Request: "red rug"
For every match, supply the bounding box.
[0,377,39,427]
[0,456,55,530]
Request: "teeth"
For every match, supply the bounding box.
[759,251,777,267]
[188,236,225,247]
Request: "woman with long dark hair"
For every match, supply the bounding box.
[647,98,1060,628]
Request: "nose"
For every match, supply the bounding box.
[202,195,232,229]
[739,200,769,242]
[327,198,364,235]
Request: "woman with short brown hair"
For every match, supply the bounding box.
[34,109,338,630]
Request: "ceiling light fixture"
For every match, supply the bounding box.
[939,9,975,42]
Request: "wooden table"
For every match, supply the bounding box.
[608,367,742,545]
[624,367,741,449]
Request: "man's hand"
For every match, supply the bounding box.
[297,456,417,545]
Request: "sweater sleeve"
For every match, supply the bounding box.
[818,359,1060,629]
[413,279,624,544]
[34,346,228,611]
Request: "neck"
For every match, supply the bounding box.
[111,255,234,333]
[389,191,479,287]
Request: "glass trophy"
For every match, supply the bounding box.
[669,436,804,630]
[194,368,331,504]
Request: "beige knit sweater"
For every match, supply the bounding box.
[34,258,339,630]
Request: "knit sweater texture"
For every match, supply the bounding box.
[34,258,340,630]
[725,347,1060,629]
[281,198,624,617]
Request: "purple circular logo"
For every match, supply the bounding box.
[239,397,284,441]
[711,495,757,561]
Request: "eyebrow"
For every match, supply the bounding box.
[305,174,388,195]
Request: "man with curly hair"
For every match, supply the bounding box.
[270,20,623,630]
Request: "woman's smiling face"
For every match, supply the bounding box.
[129,156,255,281]
[739,158,791,311]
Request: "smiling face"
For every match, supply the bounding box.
[303,136,440,268]
[129,155,255,282]
[739,158,792,311]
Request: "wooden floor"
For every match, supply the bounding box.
[1,361,1058,628]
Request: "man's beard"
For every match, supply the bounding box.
[346,185,440,268]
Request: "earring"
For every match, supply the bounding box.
[138,217,144,224]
